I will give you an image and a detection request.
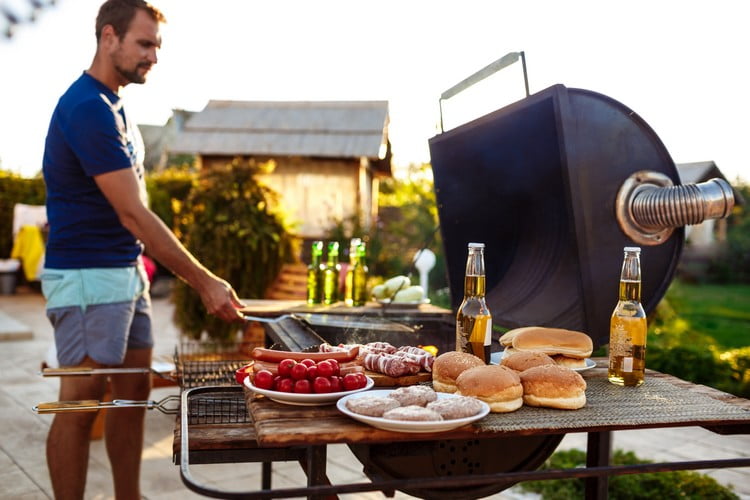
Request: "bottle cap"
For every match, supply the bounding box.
[624,246,641,253]
[468,242,485,249]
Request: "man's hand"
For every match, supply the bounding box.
[199,277,245,323]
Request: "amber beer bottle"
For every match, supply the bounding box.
[306,241,324,305]
[608,246,648,387]
[322,241,341,305]
[456,242,492,363]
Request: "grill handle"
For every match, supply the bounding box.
[33,395,179,415]
[616,171,735,245]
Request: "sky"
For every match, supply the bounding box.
[1,0,748,183]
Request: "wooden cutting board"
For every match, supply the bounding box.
[366,369,432,387]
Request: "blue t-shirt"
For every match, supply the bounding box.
[43,72,147,269]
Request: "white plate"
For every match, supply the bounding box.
[374,298,431,308]
[492,351,596,371]
[244,376,374,406]
[337,389,490,433]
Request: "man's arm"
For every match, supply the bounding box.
[95,167,243,322]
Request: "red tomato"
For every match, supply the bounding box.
[313,376,332,394]
[342,373,360,391]
[290,362,308,380]
[294,379,312,393]
[306,364,318,380]
[276,377,294,393]
[299,358,316,368]
[316,360,334,378]
[327,359,340,376]
[329,375,342,393]
[253,369,274,390]
[278,359,296,377]
[272,375,282,390]
[234,364,253,384]
[353,372,367,389]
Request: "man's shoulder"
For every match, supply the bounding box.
[58,73,117,114]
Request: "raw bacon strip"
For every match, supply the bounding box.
[397,346,435,371]
[319,343,359,353]
[363,342,397,354]
[363,353,419,378]
[393,350,434,372]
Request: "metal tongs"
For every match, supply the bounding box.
[33,395,180,415]
[39,358,176,381]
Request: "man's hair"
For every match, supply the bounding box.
[95,0,166,42]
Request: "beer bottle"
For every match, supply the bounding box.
[344,238,362,306]
[322,241,341,305]
[306,241,324,305]
[351,242,369,307]
[608,246,648,387]
[456,242,492,363]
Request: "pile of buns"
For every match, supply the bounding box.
[499,326,593,369]
[432,331,589,412]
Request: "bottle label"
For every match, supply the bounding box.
[623,356,633,373]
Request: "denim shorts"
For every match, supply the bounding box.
[42,266,153,366]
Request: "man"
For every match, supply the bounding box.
[41,1,244,498]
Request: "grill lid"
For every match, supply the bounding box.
[429,84,683,347]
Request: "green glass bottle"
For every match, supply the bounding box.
[306,241,324,305]
[322,241,341,305]
[344,238,362,306]
[351,242,369,307]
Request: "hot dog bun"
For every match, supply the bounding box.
[499,327,593,359]
[455,365,523,413]
[431,351,484,393]
[519,364,587,410]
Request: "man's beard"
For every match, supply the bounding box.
[115,62,150,85]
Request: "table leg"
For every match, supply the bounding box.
[585,431,612,499]
[302,445,332,500]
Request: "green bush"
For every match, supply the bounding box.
[145,165,196,229]
[520,448,739,499]
[0,170,46,257]
[707,182,750,284]
[171,158,294,340]
[648,293,750,398]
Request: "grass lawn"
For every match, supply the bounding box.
[664,280,750,349]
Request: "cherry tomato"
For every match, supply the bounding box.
[290,362,308,380]
[253,369,274,390]
[313,376,332,394]
[327,359,340,376]
[276,377,294,392]
[329,375,342,393]
[316,360,334,378]
[234,364,253,384]
[342,373,360,391]
[272,375,282,390]
[294,379,312,393]
[278,359,296,377]
[300,358,316,368]
[353,372,367,389]
[306,364,318,380]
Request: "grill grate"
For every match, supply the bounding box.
[174,341,256,425]
[186,390,249,425]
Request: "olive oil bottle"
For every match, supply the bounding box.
[322,241,341,305]
[456,242,492,363]
[608,246,647,387]
[306,241,324,305]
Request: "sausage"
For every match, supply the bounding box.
[251,346,359,363]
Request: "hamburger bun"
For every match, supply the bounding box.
[499,326,593,359]
[520,364,587,410]
[455,365,523,413]
[551,354,588,369]
[501,351,556,372]
[432,351,484,393]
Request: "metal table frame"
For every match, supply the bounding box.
[177,383,750,500]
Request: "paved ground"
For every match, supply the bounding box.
[1,284,749,499]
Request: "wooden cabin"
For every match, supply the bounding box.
[169,100,392,239]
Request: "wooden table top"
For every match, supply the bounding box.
[244,358,750,448]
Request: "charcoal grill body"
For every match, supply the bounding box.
[430,84,682,348]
